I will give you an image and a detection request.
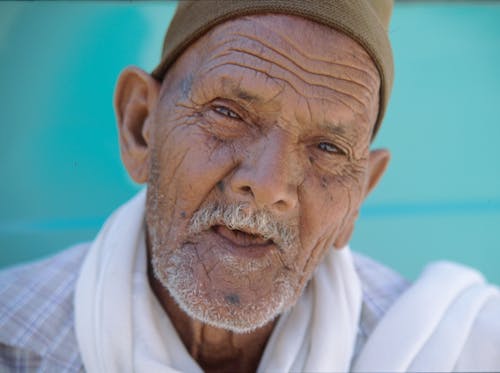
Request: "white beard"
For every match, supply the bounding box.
[151,241,297,333]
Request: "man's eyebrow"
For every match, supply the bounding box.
[217,76,263,104]
[229,86,263,105]
[320,121,349,137]
[208,75,280,107]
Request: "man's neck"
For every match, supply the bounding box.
[148,265,276,373]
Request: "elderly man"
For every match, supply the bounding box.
[1,1,499,372]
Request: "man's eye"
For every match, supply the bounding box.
[213,106,241,120]
[318,142,343,154]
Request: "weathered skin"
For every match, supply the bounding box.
[115,14,389,373]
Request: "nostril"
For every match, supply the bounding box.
[241,186,253,196]
[275,199,288,211]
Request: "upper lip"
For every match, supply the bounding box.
[211,224,274,246]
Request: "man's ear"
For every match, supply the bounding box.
[333,149,390,249]
[114,66,160,183]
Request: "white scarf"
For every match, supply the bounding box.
[75,190,497,372]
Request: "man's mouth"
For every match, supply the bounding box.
[211,224,274,248]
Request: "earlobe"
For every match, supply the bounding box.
[114,66,160,183]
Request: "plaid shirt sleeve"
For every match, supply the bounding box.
[0,244,89,372]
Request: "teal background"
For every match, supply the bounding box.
[1,2,499,283]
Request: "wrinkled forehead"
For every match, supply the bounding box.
[204,14,380,77]
[162,14,381,138]
[166,14,380,83]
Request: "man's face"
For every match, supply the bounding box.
[144,15,380,332]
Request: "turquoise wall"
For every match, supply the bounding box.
[1,2,499,283]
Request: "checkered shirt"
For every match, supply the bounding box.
[0,244,409,372]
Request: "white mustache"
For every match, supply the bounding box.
[188,202,297,248]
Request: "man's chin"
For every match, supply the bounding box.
[167,286,286,334]
[152,247,297,333]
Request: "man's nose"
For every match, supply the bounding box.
[228,133,299,214]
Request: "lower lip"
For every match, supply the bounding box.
[209,226,275,259]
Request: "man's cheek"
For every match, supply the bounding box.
[296,182,353,261]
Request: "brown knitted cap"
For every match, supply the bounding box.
[152,0,394,137]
